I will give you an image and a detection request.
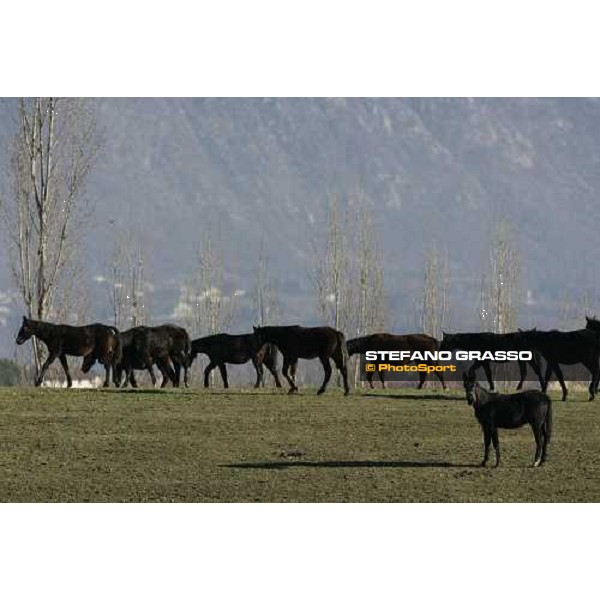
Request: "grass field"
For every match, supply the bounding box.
[0,384,598,502]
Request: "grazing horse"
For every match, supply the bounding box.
[463,371,552,468]
[114,325,191,388]
[189,333,282,389]
[440,331,544,391]
[347,333,447,390]
[519,328,600,401]
[253,325,350,395]
[15,316,119,387]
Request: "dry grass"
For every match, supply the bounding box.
[0,385,598,502]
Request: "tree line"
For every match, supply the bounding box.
[0,97,568,387]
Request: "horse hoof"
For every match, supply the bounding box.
[317,389,325,395]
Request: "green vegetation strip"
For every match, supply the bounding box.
[0,386,598,502]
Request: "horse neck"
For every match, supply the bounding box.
[259,326,283,342]
[474,386,494,407]
[29,319,56,343]
[347,337,366,355]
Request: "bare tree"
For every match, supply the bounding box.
[311,193,387,387]
[352,196,387,385]
[480,219,522,334]
[175,234,237,385]
[107,230,150,330]
[0,98,101,377]
[355,198,386,336]
[252,239,279,326]
[420,243,449,339]
[313,194,352,333]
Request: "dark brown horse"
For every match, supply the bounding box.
[347,333,447,389]
[519,328,600,401]
[189,333,281,389]
[253,325,350,395]
[111,327,173,388]
[113,325,191,388]
[440,331,544,391]
[15,316,119,387]
[463,370,552,467]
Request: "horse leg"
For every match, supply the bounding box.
[161,359,177,388]
[148,366,157,387]
[553,363,567,401]
[204,362,217,388]
[103,363,111,388]
[482,361,494,391]
[367,371,374,389]
[491,428,500,468]
[281,357,296,394]
[481,426,491,467]
[417,370,426,390]
[586,364,598,401]
[253,357,262,389]
[291,361,299,389]
[130,371,138,388]
[332,352,350,396]
[177,351,189,388]
[156,363,174,388]
[434,368,446,390]
[541,410,550,464]
[59,355,73,388]
[36,351,59,387]
[265,361,282,388]
[119,366,129,388]
[531,423,543,467]
[172,361,182,387]
[380,371,386,389]
[317,356,332,395]
[542,361,554,394]
[112,364,121,388]
[516,360,526,391]
[530,355,545,390]
[218,363,229,388]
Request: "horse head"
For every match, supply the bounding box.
[439,331,454,351]
[462,370,479,406]
[15,316,34,345]
[253,326,266,345]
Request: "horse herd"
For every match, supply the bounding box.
[14,314,600,467]
[14,315,600,399]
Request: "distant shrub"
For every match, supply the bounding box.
[0,359,22,386]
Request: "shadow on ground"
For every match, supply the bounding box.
[362,392,461,401]
[224,459,475,470]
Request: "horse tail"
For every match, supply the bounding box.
[338,331,349,370]
[184,332,192,368]
[111,328,123,366]
[346,338,359,356]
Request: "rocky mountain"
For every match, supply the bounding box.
[1,97,600,355]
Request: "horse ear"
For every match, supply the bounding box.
[253,326,258,332]
[22,316,28,323]
[586,316,591,322]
